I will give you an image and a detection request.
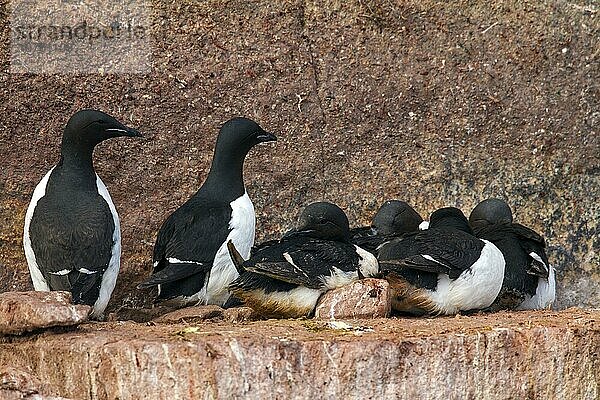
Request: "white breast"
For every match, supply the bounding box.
[92,174,121,319]
[23,167,55,291]
[202,192,255,306]
[427,240,506,314]
[516,265,556,310]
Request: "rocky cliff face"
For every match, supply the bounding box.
[0,0,598,311]
[0,310,599,399]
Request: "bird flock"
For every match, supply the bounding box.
[23,110,555,320]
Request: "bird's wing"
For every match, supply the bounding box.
[151,200,233,274]
[511,223,546,245]
[244,239,360,289]
[250,238,282,255]
[511,223,550,278]
[379,230,484,279]
[29,194,115,306]
[475,223,549,279]
[352,233,403,254]
[137,262,210,288]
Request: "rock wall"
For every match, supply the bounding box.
[0,310,599,399]
[0,0,598,311]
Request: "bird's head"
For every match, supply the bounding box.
[215,117,276,157]
[372,200,423,236]
[469,198,513,230]
[62,109,141,149]
[295,201,350,241]
[429,207,473,234]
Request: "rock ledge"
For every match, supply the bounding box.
[0,309,597,399]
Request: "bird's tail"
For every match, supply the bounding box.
[227,240,246,274]
[137,262,208,289]
[47,271,102,308]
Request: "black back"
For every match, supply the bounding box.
[351,200,423,254]
[29,109,140,306]
[231,201,360,292]
[30,171,114,305]
[469,198,549,308]
[234,236,361,291]
[378,207,484,290]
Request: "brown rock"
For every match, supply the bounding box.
[152,305,224,324]
[0,292,90,335]
[0,0,597,316]
[222,307,260,323]
[106,305,179,323]
[0,367,71,400]
[0,310,598,399]
[314,279,391,319]
[0,366,43,395]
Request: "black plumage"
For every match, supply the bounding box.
[139,118,276,306]
[143,201,234,298]
[24,109,141,319]
[29,182,115,305]
[351,200,423,254]
[228,202,379,319]
[233,238,361,290]
[378,207,504,315]
[469,198,553,310]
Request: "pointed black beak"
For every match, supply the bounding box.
[105,126,142,138]
[256,130,276,143]
[105,120,143,138]
[125,127,143,137]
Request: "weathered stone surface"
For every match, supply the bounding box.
[0,0,598,314]
[0,292,90,335]
[153,305,224,324]
[315,278,391,319]
[107,305,180,323]
[152,305,260,324]
[222,306,260,323]
[0,366,71,400]
[0,310,597,399]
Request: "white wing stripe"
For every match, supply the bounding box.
[167,257,204,265]
[283,252,310,279]
[48,269,70,276]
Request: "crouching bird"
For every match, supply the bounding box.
[23,109,142,319]
[138,118,276,307]
[227,202,379,319]
[350,199,423,254]
[469,198,555,310]
[378,207,505,316]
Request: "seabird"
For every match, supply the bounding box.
[378,207,505,315]
[227,201,379,319]
[23,109,142,319]
[138,117,276,307]
[469,198,555,310]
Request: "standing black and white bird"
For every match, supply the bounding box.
[350,200,423,254]
[227,202,379,319]
[378,207,505,315]
[469,198,555,310]
[23,109,142,319]
[138,117,276,307]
